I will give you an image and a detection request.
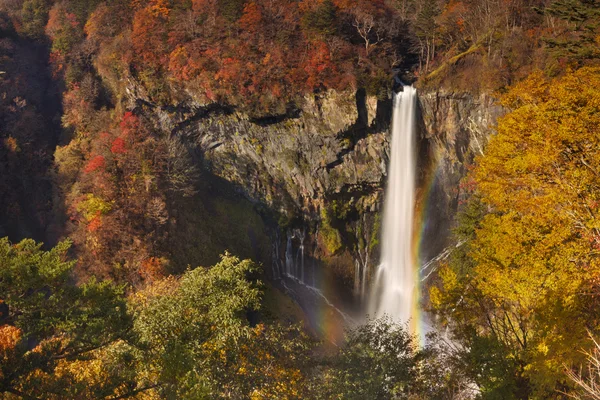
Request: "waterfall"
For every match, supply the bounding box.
[369,86,417,324]
[285,232,293,277]
[296,229,305,283]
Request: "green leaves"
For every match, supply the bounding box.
[0,237,131,398]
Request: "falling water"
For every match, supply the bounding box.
[285,232,294,276]
[296,229,305,283]
[369,85,417,324]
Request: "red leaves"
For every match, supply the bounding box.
[111,137,127,154]
[304,41,336,89]
[120,112,140,136]
[84,155,106,174]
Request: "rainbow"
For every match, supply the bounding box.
[413,154,444,345]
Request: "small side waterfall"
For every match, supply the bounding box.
[276,229,312,285]
[369,86,418,324]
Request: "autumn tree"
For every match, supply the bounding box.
[431,68,600,397]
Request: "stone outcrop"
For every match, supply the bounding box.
[417,91,503,261]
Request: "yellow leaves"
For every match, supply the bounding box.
[53,356,106,386]
[537,341,549,356]
[76,194,113,221]
[429,286,443,309]
[477,68,600,242]
[457,67,600,393]
[500,69,550,108]
[128,275,179,308]
[438,263,458,292]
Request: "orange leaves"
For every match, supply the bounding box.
[216,57,243,85]
[0,325,22,361]
[239,2,262,32]
[304,41,336,89]
[84,155,106,174]
[140,257,167,282]
[131,0,171,16]
[148,0,171,17]
[168,45,202,81]
[132,6,170,66]
[87,213,102,232]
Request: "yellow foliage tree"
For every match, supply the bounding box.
[432,68,600,397]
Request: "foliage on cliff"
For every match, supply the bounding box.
[412,0,600,92]
[430,68,600,398]
[9,0,417,114]
[3,0,599,283]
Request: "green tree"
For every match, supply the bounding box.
[130,252,313,399]
[0,238,133,398]
[302,0,337,36]
[317,317,472,399]
[318,318,419,399]
[21,0,48,39]
[542,0,600,65]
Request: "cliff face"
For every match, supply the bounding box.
[417,91,503,262]
[127,81,503,303]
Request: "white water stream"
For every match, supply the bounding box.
[369,86,417,324]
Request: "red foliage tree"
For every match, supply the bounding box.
[120,111,141,136]
[304,41,336,89]
[84,155,106,174]
[111,137,127,154]
[87,213,103,232]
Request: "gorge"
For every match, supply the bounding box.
[2,0,600,398]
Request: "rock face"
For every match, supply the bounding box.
[128,82,503,307]
[417,91,503,262]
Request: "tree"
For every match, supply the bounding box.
[431,68,600,398]
[318,317,419,399]
[566,334,600,399]
[301,0,337,36]
[317,317,473,399]
[130,252,313,398]
[0,238,133,398]
[21,0,48,39]
[542,0,600,65]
